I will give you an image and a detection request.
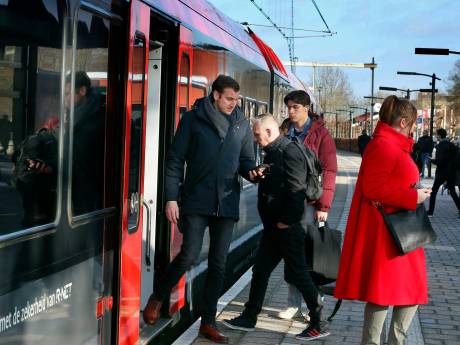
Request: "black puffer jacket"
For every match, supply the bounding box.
[433,139,458,181]
[164,97,255,220]
[257,135,307,225]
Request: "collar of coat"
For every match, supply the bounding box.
[284,114,325,142]
[373,121,414,153]
[193,96,245,134]
[264,134,288,154]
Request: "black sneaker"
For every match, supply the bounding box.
[296,323,330,341]
[221,314,256,331]
[427,212,433,218]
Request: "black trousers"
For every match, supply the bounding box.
[428,174,460,214]
[153,214,235,325]
[243,222,324,325]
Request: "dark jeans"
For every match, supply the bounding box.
[243,222,324,325]
[428,175,460,214]
[153,214,234,325]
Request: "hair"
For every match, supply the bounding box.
[361,130,367,135]
[436,128,447,139]
[280,118,291,132]
[252,113,278,128]
[379,95,417,127]
[211,75,240,93]
[75,71,91,91]
[284,90,311,106]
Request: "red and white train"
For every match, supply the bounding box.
[0,0,312,344]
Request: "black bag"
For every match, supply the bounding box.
[292,139,323,202]
[304,222,342,286]
[377,203,437,255]
[13,128,57,184]
[304,222,343,321]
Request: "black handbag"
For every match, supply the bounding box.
[304,222,342,286]
[376,203,437,255]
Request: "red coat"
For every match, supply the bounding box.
[334,122,428,306]
[303,116,337,212]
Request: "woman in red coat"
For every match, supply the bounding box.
[334,96,432,345]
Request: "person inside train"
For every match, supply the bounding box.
[65,71,105,215]
[278,90,338,320]
[143,75,257,344]
[222,114,330,341]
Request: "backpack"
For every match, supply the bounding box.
[13,128,57,185]
[291,138,323,202]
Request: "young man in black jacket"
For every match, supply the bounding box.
[428,128,460,217]
[222,115,329,341]
[143,75,256,343]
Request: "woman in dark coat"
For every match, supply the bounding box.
[334,96,432,345]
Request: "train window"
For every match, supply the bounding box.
[127,36,146,232]
[70,10,109,217]
[257,102,268,115]
[0,0,62,234]
[238,96,245,113]
[179,53,190,118]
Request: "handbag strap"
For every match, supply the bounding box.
[327,299,342,322]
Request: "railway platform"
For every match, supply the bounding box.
[174,151,460,345]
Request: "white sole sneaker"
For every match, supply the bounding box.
[277,307,300,320]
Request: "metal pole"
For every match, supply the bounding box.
[406,89,410,100]
[335,113,338,138]
[349,110,353,151]
[428,74,436,178]
[370,57,375,134]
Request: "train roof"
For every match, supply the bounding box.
[148,0,286,75]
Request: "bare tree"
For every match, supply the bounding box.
[311,67,355,114]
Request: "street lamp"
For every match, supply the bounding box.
[397,71,441,177]
[324,111,338,138]
[317,86,322,109]
[363,96,384,101]
[379,86,438,100]
[415,48,460,55]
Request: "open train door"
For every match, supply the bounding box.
[168,25,194,317]
[117,0,149,344]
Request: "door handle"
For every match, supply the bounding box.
[142,199,153,270]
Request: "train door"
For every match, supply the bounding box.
[138,34,166,342]
[168,25,193,317]
[117,0,149,344]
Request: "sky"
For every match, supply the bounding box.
[207,0,460,104]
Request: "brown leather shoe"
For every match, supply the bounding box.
[199,324,229,344]
[142,298,162,325]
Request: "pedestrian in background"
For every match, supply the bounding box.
[427,128,460,218]
[417,129,434,178]
[278,90,337,320]
[357,129,371,157]
[334,95,432,345]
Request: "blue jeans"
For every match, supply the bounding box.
[421,153,430,177]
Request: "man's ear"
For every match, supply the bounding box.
[266,127,272,137]
[212,90,220,102]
